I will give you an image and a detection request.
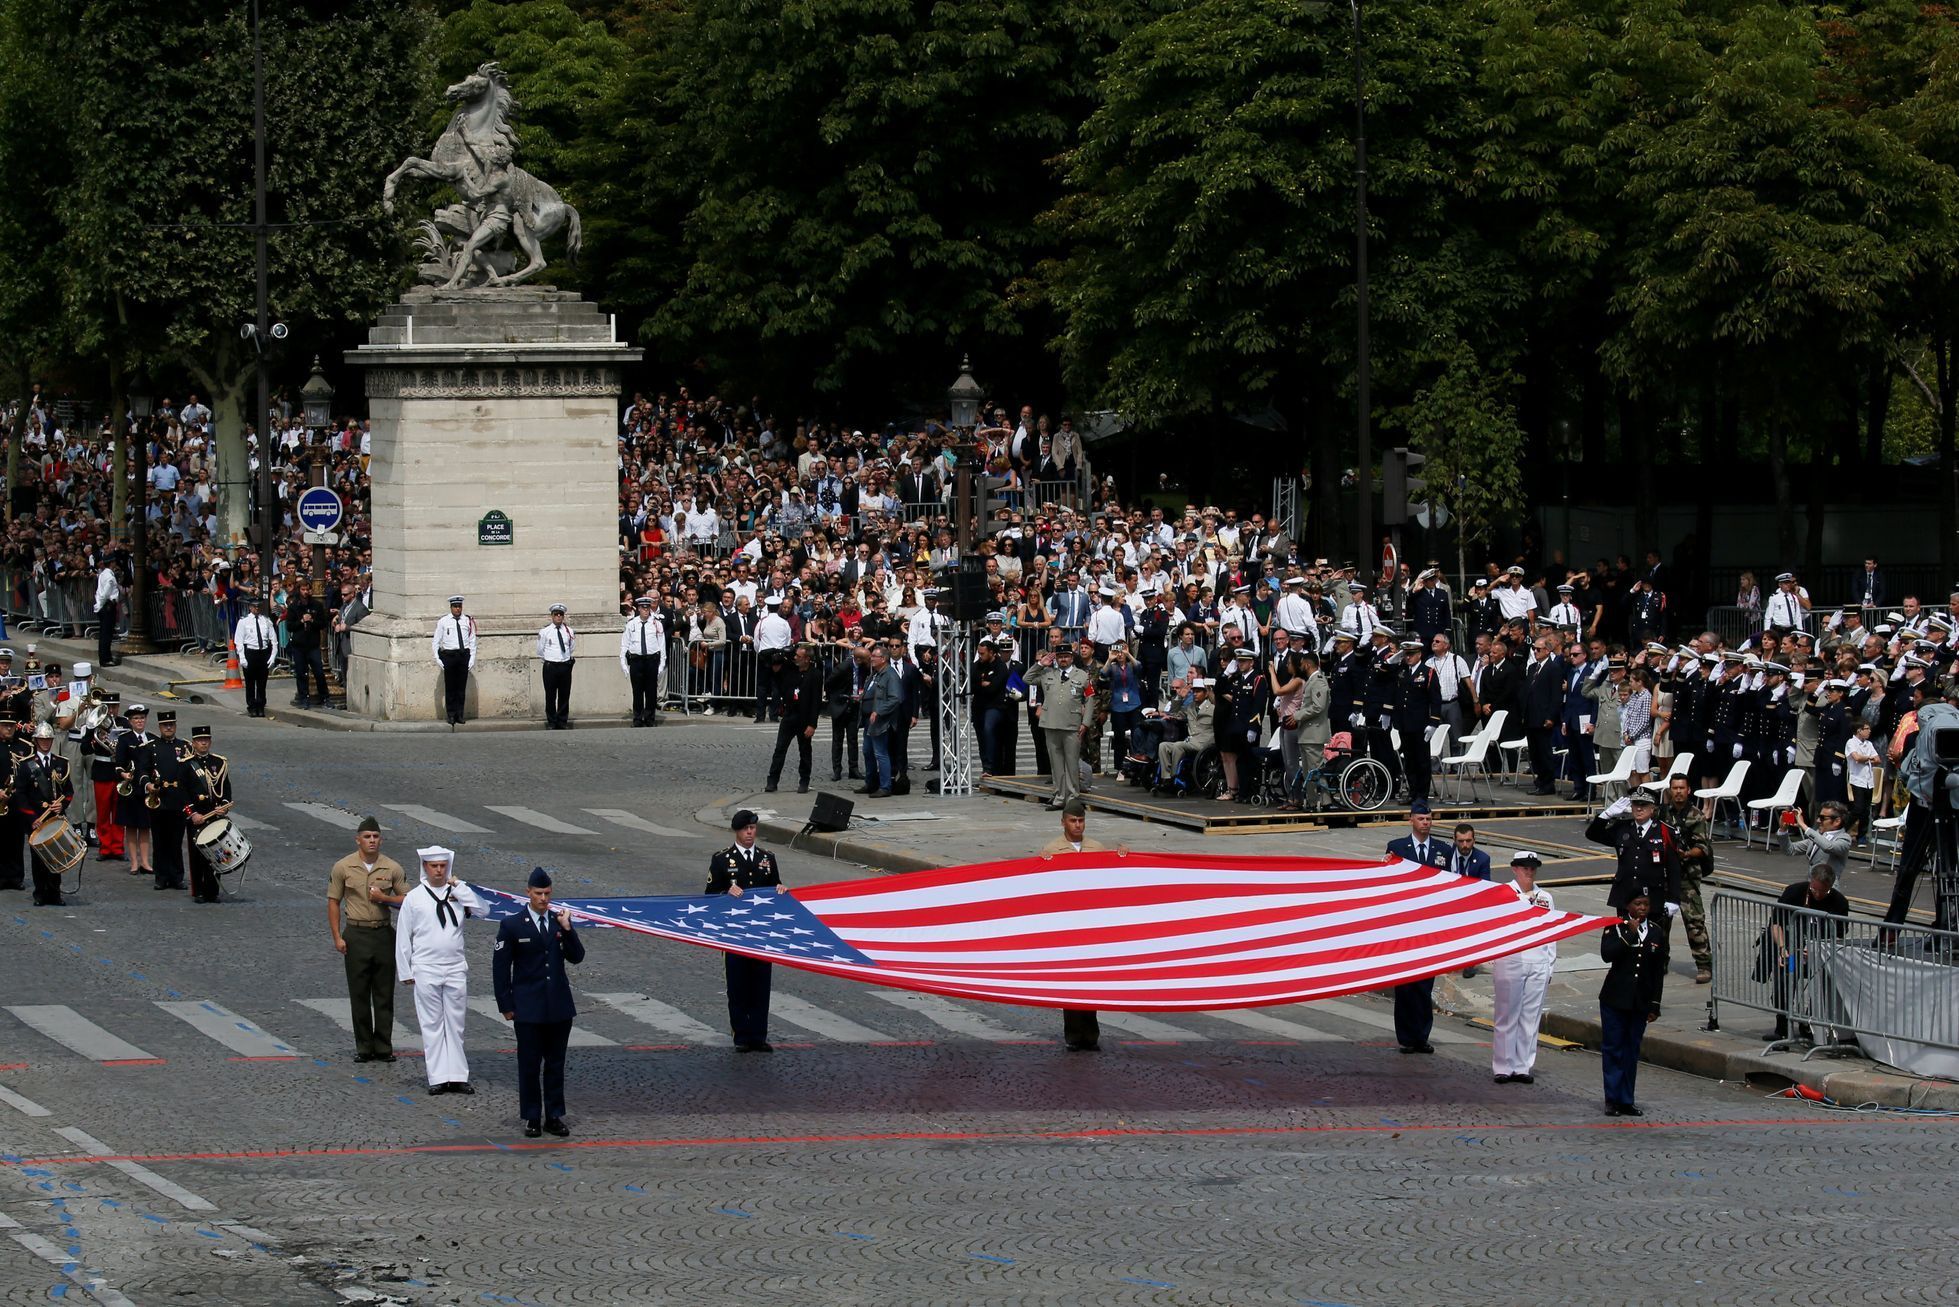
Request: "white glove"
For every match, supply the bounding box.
[1664,901,1679,918]
[1733,742,1744,760]
[1600,795,1633,820]
[1349,712,1366,727]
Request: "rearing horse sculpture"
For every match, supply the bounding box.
[383,61,580,289]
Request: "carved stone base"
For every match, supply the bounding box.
[346,616,630,722]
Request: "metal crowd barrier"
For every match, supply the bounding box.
[1708,889,1959,1062]
[1704,604,1821,649]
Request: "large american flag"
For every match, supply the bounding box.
[475,853,1613,1011]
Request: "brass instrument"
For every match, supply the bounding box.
[144,769,162,811]
[116,773,135,798]
[77,687,111,735]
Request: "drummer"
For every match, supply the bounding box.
[13,722,75,906]
[182,725,233,904]
[114,704,157,881]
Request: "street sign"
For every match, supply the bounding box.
[477,509,514,546]
[302,530,342,547]
[296,486,343,534]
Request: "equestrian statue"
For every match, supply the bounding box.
[382,61,580,289]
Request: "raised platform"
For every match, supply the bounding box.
[978,774,1591,835]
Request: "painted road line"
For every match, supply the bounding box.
[382,804,492,834]
[1095,1012,1205,1042]
[589,994,719,1044]
[0,1084,51,1117]
[155,1002,299,1058]
[869,992,1036,1041]
[227,813,278,832]
[464,997,615,1047]
[4,1006,157,1063]
[767,995,896,1043]
[293,998,422,1054]
[1199,1009,1344,1042]
[1310,997,1477,1044]
[583,809,697,840]
[283,802,370,831]
[0,1211,139,1307]
[485,806,598,835]
[52,1126,216,1213]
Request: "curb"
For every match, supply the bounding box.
[697,794,952,875]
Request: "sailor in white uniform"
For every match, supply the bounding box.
[1491,850,1559,1084]
[395,845,484,1095]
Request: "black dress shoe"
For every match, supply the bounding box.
[1398,1043,1435,1055]
[524,1121,542,1138]
[1513,1073,1534,1084]
[735,1041,774,1053]
[848,770,862,780]
[832,770,843,782]
[796,782,809,794]
[427,1083,449,1096]
[376,1052,398,1063]
[448,1081,475,1095]
[1493,1073,1514,1083]
[1604,1103,1623,1116]
[764,782,778,793]
[1617,1104,1644,1118]
[1065,1041,1100,1052]
[353,1053,374,1064]
[543,1118,570,1137]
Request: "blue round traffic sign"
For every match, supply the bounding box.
[296,486,344,533]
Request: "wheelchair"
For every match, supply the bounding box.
[1250,732,1393,812]
[1146,743,1224,799]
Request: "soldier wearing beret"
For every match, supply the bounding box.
[707,809,782,1051]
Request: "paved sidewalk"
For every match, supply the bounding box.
[702,781,1959,1112]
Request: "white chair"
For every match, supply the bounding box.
[1498,733,1532,787]
[1584,747,1638,812]
[1743,768,1809,849]
[1426,724,1451,780]
[1695,760,1751,833]
[1637,752,1694,795]
[1442,709,1505,802]
[1870,813,1908,870]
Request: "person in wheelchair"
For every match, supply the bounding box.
[1123,676,1191,782]
[1155,678,1217,793]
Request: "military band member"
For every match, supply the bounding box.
[431,595,477,726]
[0,649,28,725]
[0,717,29,890]
[52,661,94,844]
[707,809,781,1051]
[114,704,157,879]
[14,723,74,906]
[536,603,576,730]
[182,725,233,904]
[149,710,191,892]
[87,691,125,862]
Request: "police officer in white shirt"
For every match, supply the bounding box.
[536,603,576,730]
[1495,566,1538,626]
[1274,575,1317,653]
[93,560,121,670]
[232,593,278,718]
[1220,584,1261,655]
[752,598,796,723]
[1545,583,1582,632]
[620,596,666,727]
[1337,582,1381,643]
[1764,572,1807,631]
[906,588,950,666]
[1085,585,1128,657]
[431,596,477,726]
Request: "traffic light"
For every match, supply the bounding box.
[1382,448,1426,526]
[977,474,1017,524]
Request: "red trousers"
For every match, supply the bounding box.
[93,781,123,857]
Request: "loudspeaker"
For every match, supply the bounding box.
[807,792,855,833]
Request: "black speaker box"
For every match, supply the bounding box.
[807,792,855,833]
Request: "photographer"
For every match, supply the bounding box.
[1786,801,1852,882]
[1885,682,1959,930]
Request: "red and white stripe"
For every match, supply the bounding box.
[584,852,1612,1013]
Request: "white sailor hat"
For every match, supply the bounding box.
[1505,565,1525,576]
[1761,660,1790,675]
[1375,625,1398,639]
[448,594,466,605]
[1509,850,1542,868]
[1701,652,1722,664]
[1331,630,1357,643]
[922,587,941,597]
[1233,647,1256,660]
[1190,677,1212,689]
[1824,678,1849,691]
[548,603,567,615]
[1775,571,1795,583]
[1675,645,1696,657]
[1417,567,1438,582]
[1229,583,1250,593]
[1743,654,1763,669]
[1875,623,1894,635]
[1858,662,1878,672]
[1399,639,1424,651]
[1930,616,1953,632]
[1645,643,1668,655]
[1904,654,1933,670]
[1285,575,1308,587]
[1098,584,1119,597]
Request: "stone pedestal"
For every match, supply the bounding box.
[343,288,642,722]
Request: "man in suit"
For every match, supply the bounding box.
[1385,801,1453,1053]
[900,455,937,508]
[1477,634,1523,734]
[764,644,824,794]
[492,867,587,1138]
[706,810,781,1052]
[859,644,906,798]
[1449,821,1493,977]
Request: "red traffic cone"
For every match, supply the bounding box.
[222,642,244,691]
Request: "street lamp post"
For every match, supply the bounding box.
[1350,0,1373,573]
[947,355,983,432]
[123,389,156,655]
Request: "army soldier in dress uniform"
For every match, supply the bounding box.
[149,710,191,892]
[114,704,157,880]
[326,817,409,1063]
[620,595,665,727]
[706,809,781,1051]
[536,603,577,730]
[86,691,124,862]
[182,725,233,903]
[1040,798,1126,1051]
[0,717,28,891]
[431,595,477,726]
[1659,774,1714,983]
[14,723,73,906]
[1029,644,1092,808]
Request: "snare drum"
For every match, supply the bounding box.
[28,815,85,885]
[193,816,253,876]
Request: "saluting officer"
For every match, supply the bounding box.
[14,723,74,906]
[431,595,477,726]
[149,710,191,892]
[536,603,576,730]
[707,809,781,1052]
[1586,790,1682,925]
[620,595,665,727]
[182,725,232,904]
[492,867,586,1138]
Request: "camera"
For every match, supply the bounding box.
[1937,727,1959,767]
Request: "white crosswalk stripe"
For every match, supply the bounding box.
[768,994,897,1042]
[484,806,597,835]
[1197,1008,1343,1042]
[1309,997,1477,1044]
[4,1005,155,1062]
[155,1001,299,1057]
[284,802,371,830]
[1094,1011,1206,1042]
[463,996,616,1046]
[294,997,422,1053]
[870,991,1036,1041]
[583,809,696,840]
[384,804,492,833]
[590,993,720,1044]
[228,813,278,831]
